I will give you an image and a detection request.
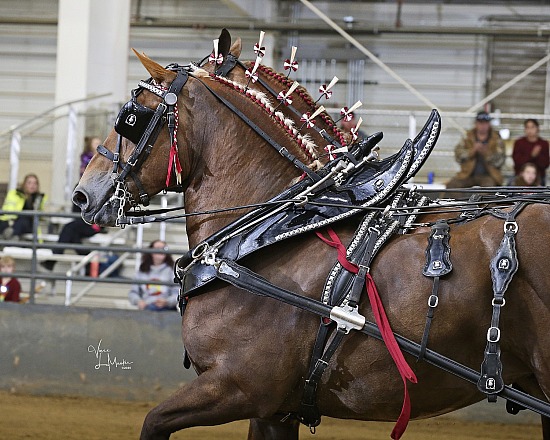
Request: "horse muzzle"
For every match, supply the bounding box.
[72,175,119,227]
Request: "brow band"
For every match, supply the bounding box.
[138,80,166,97]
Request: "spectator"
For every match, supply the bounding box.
[512,162,540,187]
[0,256,21,303]
[512,119,549,185]
[128,240,178,311]
[40,135,103,272]
[0,174,46,240]
[447,111,505,189]
[39,207,102,272]
[80,136,101,176]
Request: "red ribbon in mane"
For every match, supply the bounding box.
[315,227,417,440]
[166,102,183,187]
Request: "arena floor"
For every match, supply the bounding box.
[0,390,542,440]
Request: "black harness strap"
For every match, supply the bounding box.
[419,221,452,361]
[215,53,239,77]
[478,202,527,401]
[299,214,396,429]
[97,141,151,206]
[348,226,380,307]
[101,69,190,208]
[118,102,167,184]
[122,70,188,183]
[211,245,362,430]
[299,327,346,429]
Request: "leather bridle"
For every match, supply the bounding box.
[96,67,189,224]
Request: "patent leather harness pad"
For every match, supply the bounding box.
[423,221,452,277]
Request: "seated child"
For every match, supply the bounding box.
[0,256,21,302]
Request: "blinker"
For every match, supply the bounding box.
[114,99,156,144]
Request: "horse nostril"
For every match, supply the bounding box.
[72,189,89,210]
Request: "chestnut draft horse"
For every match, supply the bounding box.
[73,30,550,440]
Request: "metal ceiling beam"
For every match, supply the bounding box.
[2,16,550,37]
[128,20,550,38]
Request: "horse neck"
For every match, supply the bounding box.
[181,72,315,247]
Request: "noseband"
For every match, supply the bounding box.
[96,67,189,224]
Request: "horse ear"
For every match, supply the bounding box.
[132,48,177,84]
[218,28,232,60]
[229,37,242,58]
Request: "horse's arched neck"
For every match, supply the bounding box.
[182,77,309,247]
[184,147,300,248]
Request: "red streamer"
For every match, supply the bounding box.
[316,227,417,440]
[166,103,183,187]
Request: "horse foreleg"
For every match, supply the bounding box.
[140,372,259,440]
[247,416,300,440]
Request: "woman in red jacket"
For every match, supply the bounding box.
[512,119,549,185]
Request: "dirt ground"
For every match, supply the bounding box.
[0,390,542,440]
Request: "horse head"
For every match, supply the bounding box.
[72,51,182,226]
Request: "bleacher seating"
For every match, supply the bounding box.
[0,194,189,308]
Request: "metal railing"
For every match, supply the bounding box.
[0,209,188,307]
[0,93,113,193]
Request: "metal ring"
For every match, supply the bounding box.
[492,297,506,307]
[191,242,209,259]
[487,326,501,343]
[295,195,309,208]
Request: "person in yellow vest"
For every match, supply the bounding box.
[0,173,46,240]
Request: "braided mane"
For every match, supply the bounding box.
[188,68,321,168]
[255,64,348,149]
